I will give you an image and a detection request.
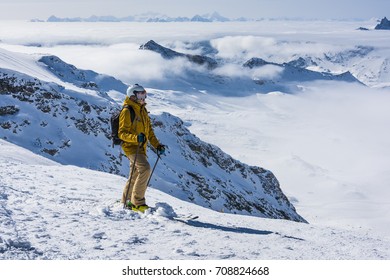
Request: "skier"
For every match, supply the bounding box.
[118,84,165,212]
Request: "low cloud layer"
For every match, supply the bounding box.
[210,35,346,63]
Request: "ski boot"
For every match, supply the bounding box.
[131,204,150,213]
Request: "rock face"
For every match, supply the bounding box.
[140,40,218,70]
[375,17,390,30]
[0,55,306,223]
[0,68,120,172]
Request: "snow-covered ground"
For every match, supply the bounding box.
[1,139,389,260]
[1,19,390,265]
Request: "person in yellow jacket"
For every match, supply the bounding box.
[118,84,165,212]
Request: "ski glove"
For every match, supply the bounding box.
[137,133,146,143]
[157,144,166,156]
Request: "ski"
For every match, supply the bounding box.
[146,207,199,222]
[172,214,199,221]
[116,201,198,221]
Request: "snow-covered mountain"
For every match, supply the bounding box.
[281,45,389,88]
[140,40,218,70]
[137,40,362,94]
[1,139,389,260]
[243,57,360,84]
[0,48,305,222]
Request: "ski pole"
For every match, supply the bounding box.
[123,143,141,209]
[146,154,160,187]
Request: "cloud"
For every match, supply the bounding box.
[210,35,347,64]
[210,35,277,60]
[251,64,284,80]
[32,43,195,83]
[212,63,250,77]
[286,82,390,178]
[211,62,284,81]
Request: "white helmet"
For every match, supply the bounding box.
[126,83,145,97]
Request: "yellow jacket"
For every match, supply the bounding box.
[118,96,160,156]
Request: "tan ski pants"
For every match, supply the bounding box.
[121,153,151,206]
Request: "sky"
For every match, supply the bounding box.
[0,0,389,20]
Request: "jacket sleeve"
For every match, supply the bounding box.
[118,108,138,144]
[146,115,160,149]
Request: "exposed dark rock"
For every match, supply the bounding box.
[0,106,19,116]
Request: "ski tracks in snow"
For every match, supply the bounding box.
[0,158,210,259]
[0,160,120,259]
[0,161,49,258]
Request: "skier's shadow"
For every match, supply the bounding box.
[182,220,274,236]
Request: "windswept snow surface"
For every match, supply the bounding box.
[1,140,389,260]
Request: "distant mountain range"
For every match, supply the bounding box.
[41,12,242,23]
[32,13,385,23]
[137,40,363,94]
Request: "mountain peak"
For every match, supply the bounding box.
[375,17,390,30]
[140,40,218,69]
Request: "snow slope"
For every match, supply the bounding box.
[1,139,389,260]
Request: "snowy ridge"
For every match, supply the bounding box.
[0,48,304,221]
[243,57,361,85]
[283,46,388,88]
[38,55,128,94]
[140,40,218,70]
[1,139,389,260]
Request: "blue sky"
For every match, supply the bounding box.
[0,0,389,20]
